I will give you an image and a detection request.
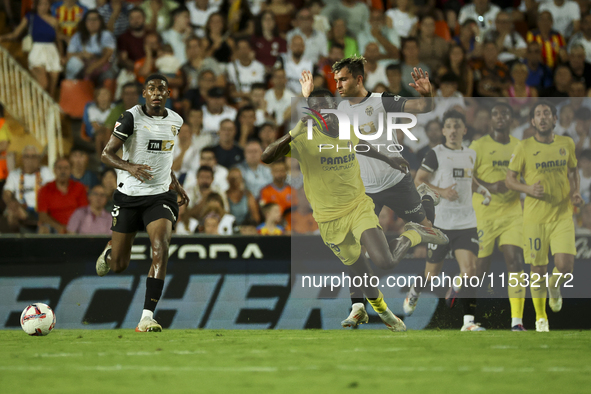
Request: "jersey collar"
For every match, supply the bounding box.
[141,105,168,118]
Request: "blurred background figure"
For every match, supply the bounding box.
[67,184,111,234]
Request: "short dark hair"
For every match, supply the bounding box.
[129,7,145,17]
[197,165,214,176]
[261,202,279,217]
[529,101,557,120]
[491,101,514,118]
[122,82,139,92]
[144,73,169,86]
[440,72,459,85]
[251,82,267,91]
[331,55,366,80]
[201,147,216,157]
[442,109,466,125]
[386,63,401,73]
[330,42,345,52]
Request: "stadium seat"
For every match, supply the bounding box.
[435,21,452,41]
[59,79,95,119]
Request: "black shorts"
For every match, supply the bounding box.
[110,190,179,233]
[366,173,426,223]
[427,227,479,263]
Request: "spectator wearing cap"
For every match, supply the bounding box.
[236,140,272,199]
[357,8,400,65]
[321,0,370,39]
[280,35,315,94]
[67,184,112,234]
[567,44,591,90]
[37,158,88,234]
[286,7,328,65]
[226,38,266,102]
[117,7,148,71]
[202,87,238,135]
[252,10,287,74]
[2,145,54,233]
[213,119,244,169]
[524,41,553,92]
[568,14,591,64]
[98,0,133,37]
[265,68,296,128]
[457,0,500,39]
[526,11,567,70]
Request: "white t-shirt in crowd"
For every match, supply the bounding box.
[4,167,54,209]
[539,1,581,38]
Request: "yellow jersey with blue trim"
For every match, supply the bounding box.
[508,134,577,224]
[287,121,367,223]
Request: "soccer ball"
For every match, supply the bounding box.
[20,303,56,336]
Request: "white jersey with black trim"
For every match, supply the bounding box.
[421,144,477,230]
[113,105,184,196]
[337,92,408,193]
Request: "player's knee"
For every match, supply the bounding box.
[151,237,169,261]
[506,259,523,273]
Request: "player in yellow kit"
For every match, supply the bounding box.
[261,87,448,332]
[506,101,583,332]
[470,102,526,331]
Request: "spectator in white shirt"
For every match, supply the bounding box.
[183,146,230,195]
[484,11,527,64]
[286,7,328,65]
[186,0,218,37]
[458,0,501,38]
[385,0,418,39]
[265,67,296,127]
[280,35,314,95]
[226,38,266,101]
[357,8,400,64]
[539,0,581,39]
[363,42,389,91]
[172,122,214,185]
[162,6,194,65]
[201,86,237,134]
[236,140,273,199]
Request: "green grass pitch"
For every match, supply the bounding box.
[1,329,591,393]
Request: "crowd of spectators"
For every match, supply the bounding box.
[2,0,591,237]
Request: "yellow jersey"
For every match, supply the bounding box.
[508,134,577,224]
[470,134,522,220]
[287,121,367,223]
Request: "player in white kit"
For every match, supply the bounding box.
[405,109,492,331]
[299,56,449,328]
[95,74,190,332]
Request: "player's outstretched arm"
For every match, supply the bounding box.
[404,67,434,114]
[101,134,153,183]
[357,139,409,174]
[505,169,543,198]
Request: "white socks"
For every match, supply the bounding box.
[141,309,154,320]
[511,318,523,327]
[351,302,365,311]
[464,314,475,325]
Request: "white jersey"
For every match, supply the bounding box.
[113,105,183,196]
[337,92,408,193]
[421,144,477,230]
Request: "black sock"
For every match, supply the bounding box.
[144,277,164,312]
[350,285,365,306]
[414,273,428,292]
[462,286,477,317]
[421,195,435,224]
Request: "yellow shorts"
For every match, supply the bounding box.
[319,195,381,266]
[477,215,523,258]
[523,219,576,266]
